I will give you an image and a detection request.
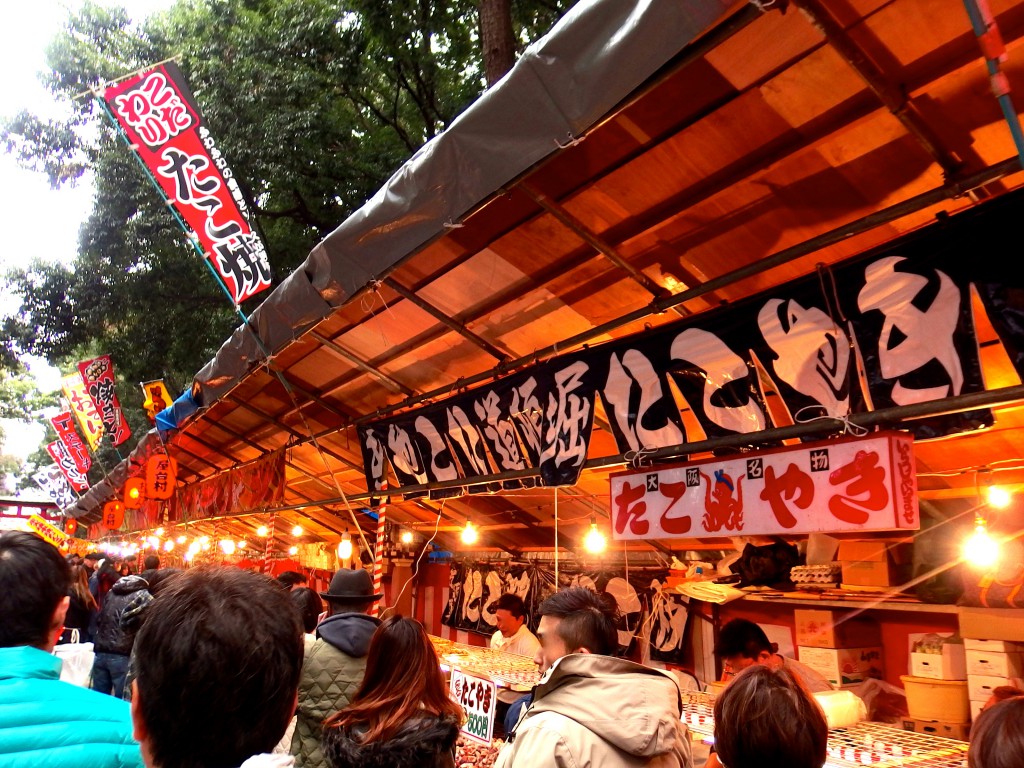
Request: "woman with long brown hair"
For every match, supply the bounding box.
[322,615,464,768]
[60,563,98,644]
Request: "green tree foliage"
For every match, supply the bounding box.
[1,0,573,473]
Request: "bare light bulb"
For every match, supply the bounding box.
[163,539,175,552]
[256,526,269,537]
[964,520,1000,568]
[154,527,165,536]
[219,540,236,556]
[292,525,303,537]
[987,485,1012,509]
[461,522,478,545]
[583,518,607,554]
[338,531,353,561]
[288,545,299,556]
[177,535,187,544]
[400,530,414,545]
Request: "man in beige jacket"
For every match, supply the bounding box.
[495,587,692,768]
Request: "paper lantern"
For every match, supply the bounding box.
[102,501,125,531]
[146,455,178,500]
[124,477,145,509]
[64,518,78,537]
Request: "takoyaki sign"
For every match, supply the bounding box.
[609,431,917,540]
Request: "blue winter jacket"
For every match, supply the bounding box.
[0,645,144,767]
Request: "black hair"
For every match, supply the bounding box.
[0,531,70,648]
[134,567,304,768]
[148,568,182,594]
[538,587,618,656]
[143,554,160,571]
[714,665,827,768]
[290,587,324,634]
[492,593,527,619]
[970,697,1024,768]
[276,570,307,589]
[715,618,772,659]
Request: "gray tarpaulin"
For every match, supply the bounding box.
[192,0,737,406]
[69,0,740,520]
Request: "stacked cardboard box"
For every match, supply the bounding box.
[795,609,883,687]
[959,607,1024,720]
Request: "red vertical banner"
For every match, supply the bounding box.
[77,355,131,447]
[45,440,89,493]
[101,62,271,305]
[50,411,92,475]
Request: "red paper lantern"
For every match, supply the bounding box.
[124,477,145,509]
[146,455,178,500]
[65,518,78,537]
[102,501,125,531]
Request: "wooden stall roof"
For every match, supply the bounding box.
[72,0,1024,556]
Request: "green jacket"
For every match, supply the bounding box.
[0,645,143,768]
[291,613,379,768]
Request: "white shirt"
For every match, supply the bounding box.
[491,623,540,658]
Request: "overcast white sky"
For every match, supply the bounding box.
[1,0,173,491]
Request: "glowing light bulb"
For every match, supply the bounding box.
[128,487,141,500]
[163,540,175,552]
[147,536,160,549]
[292,525,303,537]
[964,520,1000,568]
[237,541,247,550]
[183,550,195,563]
[154,527,165,536]
[337,530,353,561]
[219,540,236,556]
[177,535,187,544]
[583,518,607,554]
[400,530,414,545]
[461,522,478,546]
[288,545,298,556]
[257,526,269,537]
[987,485,1012,509]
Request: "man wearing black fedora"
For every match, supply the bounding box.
[290,568,382,768]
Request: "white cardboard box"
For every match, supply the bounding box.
[967,673,1024,701]
[798,646,884,687]
[910,646,967,680]
[964,638,1024,653]
[965,649,1024,678]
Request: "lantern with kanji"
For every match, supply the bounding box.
[146,454,177,500]
[124,477,145,509]
[102,501,125,531]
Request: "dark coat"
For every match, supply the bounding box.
[322,714,459,768]
[93,576,151,655]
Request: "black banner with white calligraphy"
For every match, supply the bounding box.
[360,188,1024,496]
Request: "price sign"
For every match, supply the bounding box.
[450,668,496,745]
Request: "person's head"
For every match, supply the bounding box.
[715,618,774,674]
[143,554,160,571]
[119,561,132,576]
[983,685,1024,712]
[492,593,527,637]
[131,567,304,768]
[147,568,182,595]
[290,587,324,634]
[69,563,97,610]
[534,587,617,674]
[969,696,1024,768]
[276,570,307,591]
[83,551,102,572]
[319,568,382,616]
[713,664,828,768]
[0,530,70,651]
[325,615,462,742]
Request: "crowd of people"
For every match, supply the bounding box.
[2,528,1023,768]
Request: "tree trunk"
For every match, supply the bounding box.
[479,0,516,87]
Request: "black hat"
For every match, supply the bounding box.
[319,568,383,603]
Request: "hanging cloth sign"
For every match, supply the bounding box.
[50,411,92,476]
[141,380,174,424]
[62,373,105,451]
[609,430,918,540]
[32,465,76,510]
[77,356,131,447]
[46,440,89,494]
[101,61,271,305]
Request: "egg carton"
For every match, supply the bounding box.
[791,563,842,585]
